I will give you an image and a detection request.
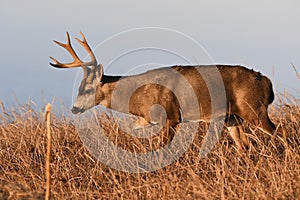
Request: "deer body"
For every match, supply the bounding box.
[50,32,277,151]
[95,65,275,133]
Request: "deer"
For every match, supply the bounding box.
[50,32,279,152]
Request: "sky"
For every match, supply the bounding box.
[0,0,299,113]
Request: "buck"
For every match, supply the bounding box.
[50,32,278,151]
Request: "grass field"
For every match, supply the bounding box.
[0,94,299,199]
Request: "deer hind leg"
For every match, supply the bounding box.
[258,113,277,135]
[253,112,285,145]
[227,125,249,152]
[238,108,288,150]
[241,109,277,136]
[226,115,249,152]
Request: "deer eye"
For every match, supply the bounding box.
[85,89,93,95]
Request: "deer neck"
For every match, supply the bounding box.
[96,75,123,108]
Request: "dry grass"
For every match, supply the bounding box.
[0,95,299,200]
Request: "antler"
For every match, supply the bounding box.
[50,32,97,68]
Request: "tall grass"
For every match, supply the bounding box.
[0,94,299,199]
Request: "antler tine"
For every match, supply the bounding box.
[49,56,63,67]
[50,32,83,68]
[75,32,98,67]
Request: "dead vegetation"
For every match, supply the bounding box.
[0,95,299,199]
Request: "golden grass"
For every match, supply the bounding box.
[0,95,299,199]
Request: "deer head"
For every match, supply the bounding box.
[50,32,104,114]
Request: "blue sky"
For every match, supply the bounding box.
[0,0,299,112]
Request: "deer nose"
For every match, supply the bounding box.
[71,106,82,114]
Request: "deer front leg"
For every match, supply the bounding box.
[131,117,150,129]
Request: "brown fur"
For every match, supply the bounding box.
[93,65,277,150]
[99,66,274,123]
[50,33,277,151]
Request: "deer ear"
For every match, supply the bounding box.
[97,64,104,81]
